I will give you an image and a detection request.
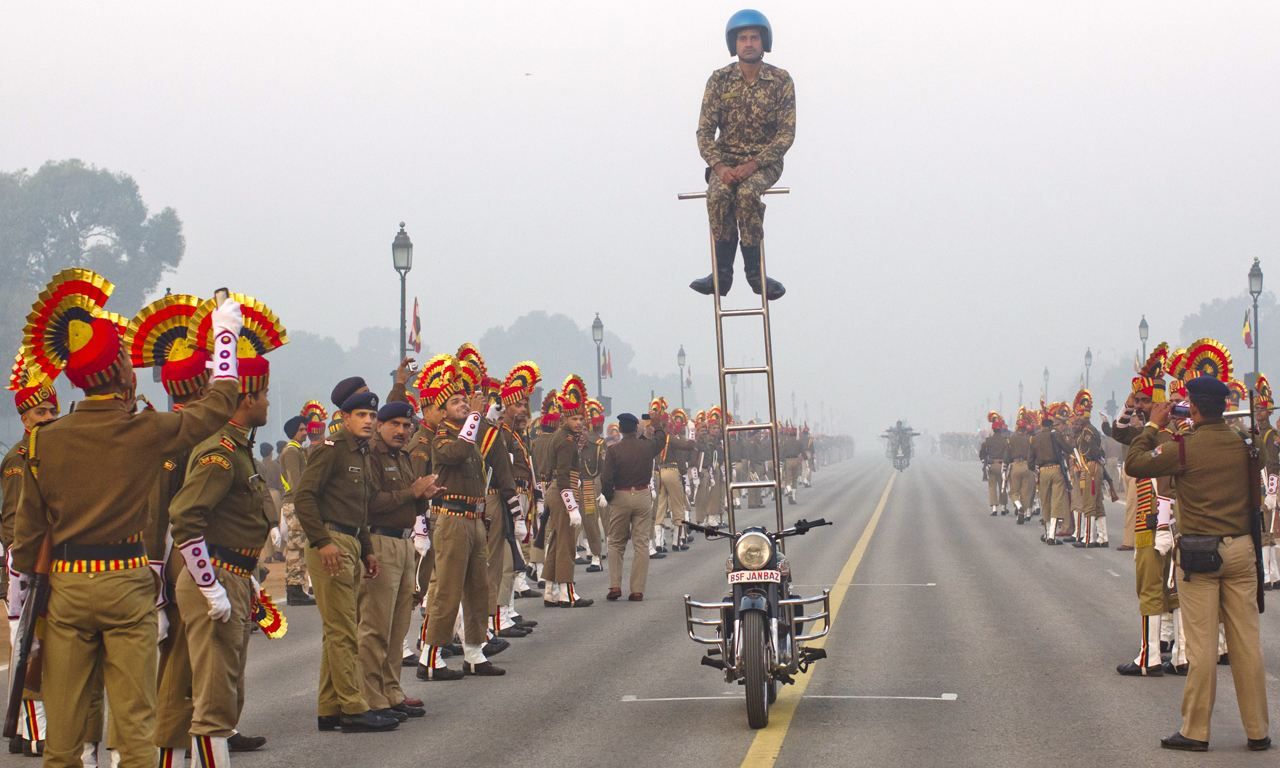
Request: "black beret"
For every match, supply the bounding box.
[377,401,414,422]
[284,415,307,439]
[331,376,368,408]
[1186,375,1229,400]
[340,390,379,413]
[617,412,639,432]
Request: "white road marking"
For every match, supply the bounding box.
[1106,569,1122,578]
[806,693,958,702]
[622,692,958,703]
[790,583,937,588]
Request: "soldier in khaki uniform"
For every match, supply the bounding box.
[979,413,1012,515]
[577,399,608,571]
[528,394,561,584]
[357,401,435,719]
[278,415,315,606]
[602,413,666,601]
[780,423,803,505]
[541,376,594,607]
[3,363,58,757]
[169,354,274,768]
[294,386,397,733]
[651,404,697,551]
[491,363,541,629]
[9,270,243,768]
[1030,407,1072,545]
[1007,408,1035,523]
[1254,375,1280,589]
[501,388,539,603]
[691,9,794,301]
[1126,375,1270,752]
[1070,391,1109,548]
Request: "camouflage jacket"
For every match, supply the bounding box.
[697,62,797,168]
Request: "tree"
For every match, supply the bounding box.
[0,159,185,352]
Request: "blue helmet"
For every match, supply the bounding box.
[725,9,772,55]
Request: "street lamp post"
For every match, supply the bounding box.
[1084,347,1093,388]
[1018,381,1023,407]
[592,313,604,398]
[1043,367,1049,401]
[1138,315,1149,360]
[677,345,687,410]
[1250,258,1264,384]
[391,223,413,362]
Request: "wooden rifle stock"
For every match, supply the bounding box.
[4,535,52,738]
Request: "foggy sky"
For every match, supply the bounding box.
[4,1,1278,440]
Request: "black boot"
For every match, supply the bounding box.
[741,245,785,300]
[287,584,316,606]
[690,240,736,296]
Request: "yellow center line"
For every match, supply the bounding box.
[740,471,898,768]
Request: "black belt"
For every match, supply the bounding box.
[434,499,477,513]
[369,525,411,539]
[208,544,258,574]
[324,521,362,537]
[53,540,146,562]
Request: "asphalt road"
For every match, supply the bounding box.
[5,455,1279,766]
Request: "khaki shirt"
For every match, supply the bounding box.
[279,440,306,504]
[1031,429,1071,466]
[1007,432,1032,462]
[1076,422,1104,462]
[1125,421,1250,537]
[697,62,797,168]
[980,432,1012,463]
[367,434,425,530]
[502,424,534,489]
[170,422,272,550]
[294,427,373,555]
[1,439,28,547]
[11,380,238,573]
[431,416,487,501]
[602,433,662,498]
[407,426,433,479]
[531,428,558,484]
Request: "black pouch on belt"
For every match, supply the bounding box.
[1178,535,1223,578]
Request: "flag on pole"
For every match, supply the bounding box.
[686,365,692,387]
[604,349,613,379]
[407,297,422,354]
[1243,309,1253,349]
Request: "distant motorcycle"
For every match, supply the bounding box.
[682,518,833,729]
[882,420,919,471]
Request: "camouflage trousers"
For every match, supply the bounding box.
[706,159,784,247]
[280,501,309,587]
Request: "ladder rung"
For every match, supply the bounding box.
[677,186,791,201]
[723,366,769,376]
[725,422,773,433]
[718,308,765,318]
[729,480,778,490]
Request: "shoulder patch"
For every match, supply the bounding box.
[3,467,22,478]
[324,439,335,446]
[15,446,25,456]
[200,454,233,470]
[219,436,236,453]
[163,459,177,472]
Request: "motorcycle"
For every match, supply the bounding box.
[682,518,833,729]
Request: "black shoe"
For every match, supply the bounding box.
[1072,541,1088,548]
[1160,732,1208,752]
[1015,517,1026,525]
[543,599,560,608]
[1045,538,1059,545]
[741,244,785,300]
[8,737,23,755]
[559,597,594,608]
[690,239,737,296]
[22,740,43,757]
[227,733,266,752]
[317,715,341,732]
[1060,536,1077,543]
[443,643,462,657]
[482,637,510,656]
[1218,653,1229,665]
[1161,660,1188,675]
[1116,661,1163,677]
[392,702,426,718]
[536,580,546,589]
[373,707,409,723]
[497,626,530,638]
[514,617,538,629]
[656,546,668,554]
[340,711,399,733]
[286,585,316,606]
[650,552,666,559]
[586,564,602,573]
[514,589,540,599]
[465,661,506,676]
[574,556,590,565]
[1159,640,1172,654]
[416,664,463,681]
[990,510,998,516]
[1247,736,1272,751]
[401,653,417,667]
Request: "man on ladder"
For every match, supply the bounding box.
[690,9,796,302]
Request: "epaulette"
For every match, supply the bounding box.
[324,439,335,446]
[15,445,25,456]
[163,459,177,472]
[219,436,236,453]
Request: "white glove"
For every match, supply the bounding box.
[6,566,29,622]
[568,508,582,527]
[1154,529,1174,556]
[269,526,283,551]
[562,489,582,527]
[149,559,168,609]
[485,401,504,425]
[514,515,528,540]
[597,493,608,509]
[1266,493,1277,512]
[199,581,232,623]
[209,299,243,381]
[536,498,546,517]
[412,514,430,557]
[157,608,170,643]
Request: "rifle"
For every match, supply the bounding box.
[1245,389,1266,614]
[501,495,527,574]
[1101,464,1121,503]
[4,535,52,738]
[532,481,550,550]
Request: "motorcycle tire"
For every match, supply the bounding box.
[743,611,770,729]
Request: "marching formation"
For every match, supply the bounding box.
[0,268,845,767]
[976,337,1274,751]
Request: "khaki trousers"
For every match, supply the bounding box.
[542,482,578,584]
[1078,461,1105,517]
[606,490,653,594]
[653,467,687,527]
[1134,545,1176,616]
[784,458,802,487]
[155,559,193,750]
[175,566,253,737]
[580,477,604,558]
[43,567,156,768]
[1176,534,1269,742]
[305,530,368,716]
[357,534,415,709]
[1122,472,1138,548]
[424,514,489,647]
[485,490,511,614]
[986,460,1005,506]
[1037,466,1067,525]
[1009,460,1034,509]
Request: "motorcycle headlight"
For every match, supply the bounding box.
[735,531,773,570]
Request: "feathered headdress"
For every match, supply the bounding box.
[586,398,605,426]
[415,354,459,409]
[539,388,560,428]
[455,343,486,381]
[8,351,58,415]
[126,293,209,397]
[23,268,119,389]
[650,396,668,414]
[1226,379,1247,404]
[1184,338,1232,383]
[1131,341,1168,403]
[500,361,541,406]
[1255,374,1273,410]
[1072,389,1093,417]
[1167,347,1189,383]
[556,375,587,413]
[190,292,289,358]
[301,400,328,423]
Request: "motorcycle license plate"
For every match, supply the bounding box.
[728,570,781,584]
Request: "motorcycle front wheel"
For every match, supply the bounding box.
[742,610,770,728]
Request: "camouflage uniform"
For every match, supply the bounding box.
[696,62,796,246]
[278,439,309,587]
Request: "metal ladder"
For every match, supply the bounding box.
[677,186,789,543]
